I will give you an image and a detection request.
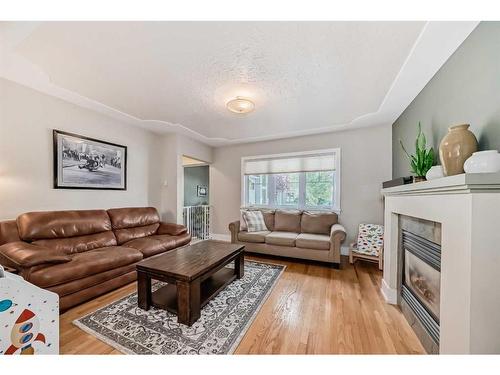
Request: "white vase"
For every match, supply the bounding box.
[425,165,444,180]
[464,150,500,173]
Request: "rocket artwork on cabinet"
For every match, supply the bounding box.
[0,266,59,354]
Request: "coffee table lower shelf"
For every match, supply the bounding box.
[151,267,237,314]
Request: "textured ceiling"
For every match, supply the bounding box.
[12,21,426,141]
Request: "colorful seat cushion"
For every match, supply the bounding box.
[355,223,384,256]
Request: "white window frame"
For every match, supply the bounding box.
[241,148,341,213]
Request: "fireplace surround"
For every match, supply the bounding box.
[399,216,441,353]
[381,173,500,354]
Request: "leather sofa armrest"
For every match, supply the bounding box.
[0,241,71,268]
[228,220,240,243]
[157,222,188,236]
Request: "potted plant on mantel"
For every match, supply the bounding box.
[400,122,435,183]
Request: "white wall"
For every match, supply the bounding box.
[158,133,213,223]
[0,78,162,220]
[0,76,390,241]
[210,125,392,244]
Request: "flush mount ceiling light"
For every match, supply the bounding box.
[226,96,255,114]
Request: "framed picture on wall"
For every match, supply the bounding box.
[53,130,127,190]
[197,185,208,197]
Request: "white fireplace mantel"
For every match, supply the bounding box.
[382,172,500,196]
[381,173,500,354]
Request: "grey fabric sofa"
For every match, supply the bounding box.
[228,209,346,268]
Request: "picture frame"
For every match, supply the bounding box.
[197,185,208,197]
[53,130,127,190]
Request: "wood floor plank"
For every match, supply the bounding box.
[59,255,425,354]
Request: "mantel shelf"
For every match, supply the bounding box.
[381,172,500,196]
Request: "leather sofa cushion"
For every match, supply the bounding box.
[107,207,160,230]
[0,241,71,268]
[274,210,302,233]
[48,263,137,297]
[265,231,299,246]
[17,210,111,241]
[114,223,160,245]
[123,232,191,258]
[33,231,117,254]
[28,246,143,288]
[58,271,137,312]
[296,233,331,250]
[157,223,188,236]
[0,220,20,246]
[301,211,338,235]
[238,230,271,243]
[173,232,192,249]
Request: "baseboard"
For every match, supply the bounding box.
[210,233,231,242]
[381,278,398,304]
[340,245,349,256]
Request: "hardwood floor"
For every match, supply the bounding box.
[59,255,425,354]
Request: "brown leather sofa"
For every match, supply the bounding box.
[229,209,346,267]
[0,207,190,311]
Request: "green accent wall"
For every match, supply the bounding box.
[393,22,500,178]
[184,165,209,206]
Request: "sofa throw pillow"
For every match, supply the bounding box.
[240,210,248,231]
[243,210,268,232]
[356,223,384,256]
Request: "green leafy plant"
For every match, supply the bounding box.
[400,122,434,178]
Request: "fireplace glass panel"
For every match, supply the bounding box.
[404,250,441,321]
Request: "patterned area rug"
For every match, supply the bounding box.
[73,261,285,354]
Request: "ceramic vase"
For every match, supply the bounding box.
[464,150,500,173]
[425,165,444,180]
[439,124,478,176]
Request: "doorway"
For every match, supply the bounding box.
[182,155,210,240]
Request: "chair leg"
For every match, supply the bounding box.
[349,250,354,264]
[378,253,383,271]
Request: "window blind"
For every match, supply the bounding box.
[243,152,335,175]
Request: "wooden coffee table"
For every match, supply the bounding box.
[136,240,245,326]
